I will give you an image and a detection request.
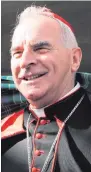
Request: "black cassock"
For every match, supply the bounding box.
[2,86,91,172]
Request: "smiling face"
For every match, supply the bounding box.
[11,15,81,108]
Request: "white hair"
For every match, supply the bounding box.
[12,5,78,48]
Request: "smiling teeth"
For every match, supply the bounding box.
[27,74,40,80]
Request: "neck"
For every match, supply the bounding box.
[29,82,81,119]
[30,80,77,109]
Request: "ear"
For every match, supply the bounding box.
[71,47,82,72]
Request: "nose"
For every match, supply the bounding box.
[20,48,37,69]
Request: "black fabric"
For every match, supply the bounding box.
[65,127,91,172]
[1,132,26,155]
[44,87,85,121]
[2,88,91,172]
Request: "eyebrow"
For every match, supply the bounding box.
[31,41,52,50]
[10,46,23,53]
[10,41,52,53]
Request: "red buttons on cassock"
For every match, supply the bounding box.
[35,149,44,156]
[35,150,41,156]
[40,120,47,125]
[32,167,41,172]
[35,133,46,139]
[40,119,50,125]
[35,133,43,139]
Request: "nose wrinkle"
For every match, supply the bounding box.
[25,63,31,72]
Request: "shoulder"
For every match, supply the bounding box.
[1,109,26,140]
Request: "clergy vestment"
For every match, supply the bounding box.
[1,73,91,172]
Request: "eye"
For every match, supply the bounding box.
[12,51,23,58]
[35,47,50,54]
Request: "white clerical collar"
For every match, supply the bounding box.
[30,82,81,118]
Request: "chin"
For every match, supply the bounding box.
[24,90,44,101]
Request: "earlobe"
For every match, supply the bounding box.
[71,47,82,72]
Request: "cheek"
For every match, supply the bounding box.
[54,58,71,80]
[11,59,20,77]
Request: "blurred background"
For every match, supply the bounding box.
[1,1,91,75]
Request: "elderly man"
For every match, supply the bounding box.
[1,5,91,172]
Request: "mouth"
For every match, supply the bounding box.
[22,72,48,81]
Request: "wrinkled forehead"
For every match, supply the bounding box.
[11,15,61,48]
